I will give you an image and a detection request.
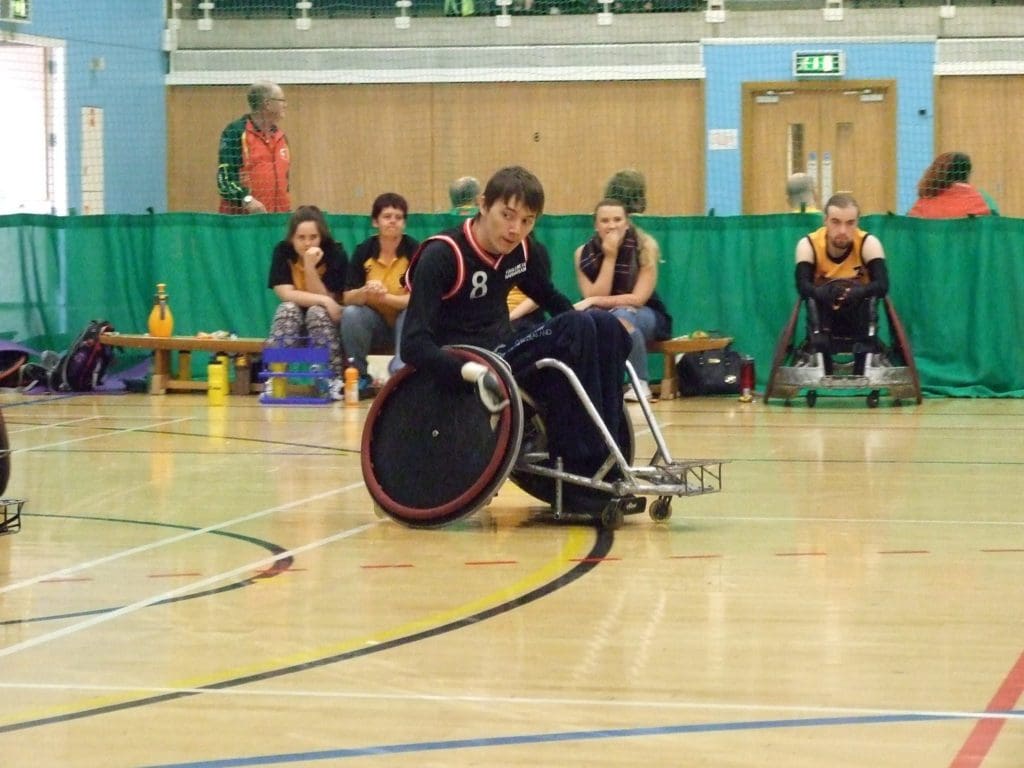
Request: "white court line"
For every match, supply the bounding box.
[681,514,1024,527]
[0,481,367,595]
[6,415,104,434]
[11,416,194,453]
[0,681,1019,722]
[0,517,380,660]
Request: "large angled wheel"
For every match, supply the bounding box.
[0,408,9,496]
[884,296,923,405]
[360,346,523,529]
[763,299,801,404]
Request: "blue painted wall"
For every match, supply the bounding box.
[1,0,167,213]
[704,40,935,216]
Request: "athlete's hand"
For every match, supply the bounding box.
[813,284,835,305]
[460,362,509,414]
[838,284,867,307]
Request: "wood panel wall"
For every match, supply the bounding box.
[935,75,1023,218]
[167,80,705,216]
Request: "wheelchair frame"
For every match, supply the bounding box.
[764,295,922,408]
[0,407,25,535]
[511,359,724,528]
[361,347,723,529]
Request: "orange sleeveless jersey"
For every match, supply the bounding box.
[806,226,870,285]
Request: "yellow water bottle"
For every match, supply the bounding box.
[270,362,288,399]
[207,361,227,406]
[148,283,174,337]
[344,358,359,406]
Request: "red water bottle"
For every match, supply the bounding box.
[739,356,755,402]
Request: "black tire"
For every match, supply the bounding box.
[361,347,523,529]
[0,409,9,497]
[649,496,672,522]
[599,502,624,530]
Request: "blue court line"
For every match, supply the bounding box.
[142,709,1023,768]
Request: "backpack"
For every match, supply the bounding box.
[51,320,116,392]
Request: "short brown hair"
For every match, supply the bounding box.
[824,192,860,217]
[482,166,545,216]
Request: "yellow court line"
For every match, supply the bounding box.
[0,527,595,729]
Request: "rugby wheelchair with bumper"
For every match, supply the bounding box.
[1,407,24,535]
[360,346,723,529]
[763,285,922,408]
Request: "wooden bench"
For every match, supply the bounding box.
[648,336,733,400]
[100,333,265,395]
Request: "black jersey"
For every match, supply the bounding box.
[402,218,572,385]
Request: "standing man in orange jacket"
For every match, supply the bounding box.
[217,81,291,215]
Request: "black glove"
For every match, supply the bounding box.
[840,284,868,306]
[813,284,835,304]
[460,362,510,414]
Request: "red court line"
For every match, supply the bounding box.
[360,563,414,569]
[878,550,930,555]
[980,549,1024,554]
[464,560,518,566]
[669,554,723,560]
[949,648,1024,768]
[775,551,827,557]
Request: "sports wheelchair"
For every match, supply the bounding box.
[764,289,922,408]
[1,407,24,535]
[360,346,723,529]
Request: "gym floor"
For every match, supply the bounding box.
[0,390,1021,767]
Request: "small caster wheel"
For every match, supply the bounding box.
[806,390,818,408]
[866,390,880,408]
[892,398,903,408]
[649,496,672,522]
[599,501,624,530]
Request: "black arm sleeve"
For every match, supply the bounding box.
[795,261,817,299]
[864,258,889,298]
[400,243,465,387]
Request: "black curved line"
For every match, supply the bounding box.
[0,513,293,627]
[0,527,613,734]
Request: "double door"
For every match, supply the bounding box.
[742,80,896,215]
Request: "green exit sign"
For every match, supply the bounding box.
[793,51,844,78]
[1,0,31,21]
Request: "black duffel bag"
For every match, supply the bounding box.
[676,346,742,397]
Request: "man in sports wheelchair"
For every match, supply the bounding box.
[360,166,722,528]
[764,192,921,408]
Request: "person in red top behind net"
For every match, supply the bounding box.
[217,81,291,215]
[908,152,997,219]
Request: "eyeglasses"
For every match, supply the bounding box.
[269,97,287,104]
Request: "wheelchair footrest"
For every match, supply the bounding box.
[0,498,25,535]
[629,460,724,497]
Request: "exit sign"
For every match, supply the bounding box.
[793,51,844,78]
[0,0,30,21]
